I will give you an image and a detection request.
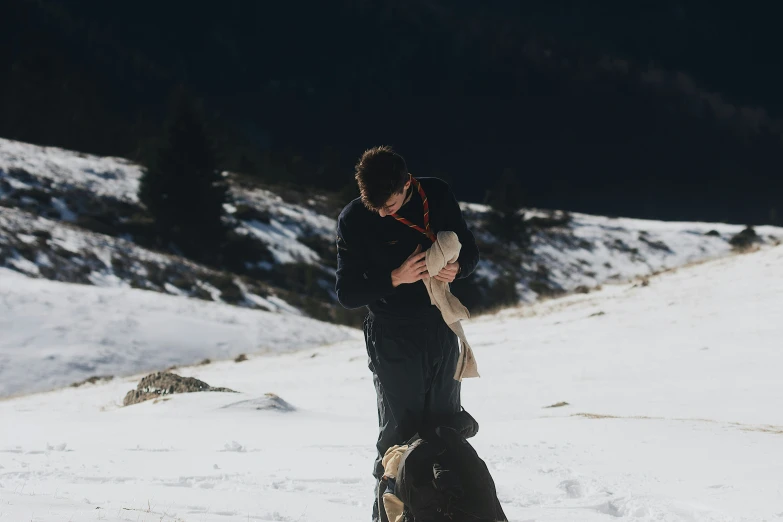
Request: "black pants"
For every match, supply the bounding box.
[363,312,462,482]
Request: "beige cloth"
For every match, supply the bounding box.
[424,231,480,381]
[382,494,405,522]
[381,445,408,522]
[381,444,408,479]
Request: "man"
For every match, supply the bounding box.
[335,146,479,521]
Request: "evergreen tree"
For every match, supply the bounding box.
[484,168,529,246]
[138,88,227,262]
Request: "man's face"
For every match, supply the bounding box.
[378,180,411,217]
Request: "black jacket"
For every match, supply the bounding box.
[335,177,479,319]
[394,419,507,522]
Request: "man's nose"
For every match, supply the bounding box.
[379,209,387,217]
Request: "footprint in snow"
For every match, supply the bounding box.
[222,440,246,452]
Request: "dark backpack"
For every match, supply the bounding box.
[394,426,507,522]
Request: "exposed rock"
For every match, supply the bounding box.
[632,276,651,288]
[234,353,248,363]
[729,226,762,251]
[70,375,114,387]
[638,235,673,253]
[123,372,236,406]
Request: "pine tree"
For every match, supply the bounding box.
[484,168,528,246]
[138,88,227,262]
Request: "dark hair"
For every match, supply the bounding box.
[354,146,409,211]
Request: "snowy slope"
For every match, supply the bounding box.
[0,206,303,315]
[230,185,338,265]
[461,203,783,301]
[0,268,359,397]
[4,135,782,313]
[1,246,781,521]
[0,138,143,202]
[0,136,336,273]
[532,211,783,290]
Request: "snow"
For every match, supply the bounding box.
[6,254,40,275]
[0,137,336,273]
[2,246,782,521]
[242,218,322,265]
[50,196,77,221]
[232,186,337,266]
[2,136,783,519]
[0,138,144,202]
[0,268,358,397]
[465,206,783,299]
[1,207,301,312]
[5,135,783,308]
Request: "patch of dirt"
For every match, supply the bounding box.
[70,375,114,387]
[571,413,783,435]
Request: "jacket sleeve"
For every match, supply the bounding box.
[335,212,395,309]
[442,186,479,279]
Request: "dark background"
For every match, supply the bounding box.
[2,0,782,224]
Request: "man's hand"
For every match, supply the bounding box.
[434,261,459,283]
[391,245,429,287]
